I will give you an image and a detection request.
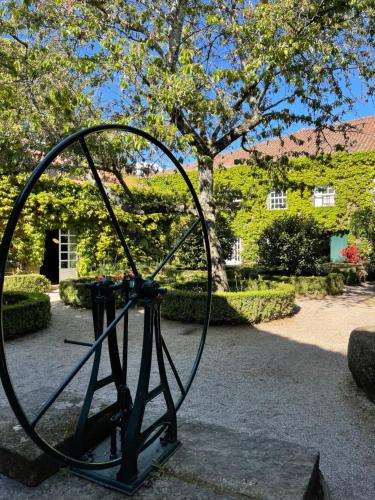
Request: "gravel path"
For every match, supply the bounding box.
[1,284,375,499]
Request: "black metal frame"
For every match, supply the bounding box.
[0,125,211,494]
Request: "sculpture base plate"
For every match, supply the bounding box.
[71,436,181,496]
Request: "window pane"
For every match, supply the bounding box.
[269,190,287,210]
[61,262,68,269]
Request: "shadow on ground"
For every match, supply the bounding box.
[1,285,375,498]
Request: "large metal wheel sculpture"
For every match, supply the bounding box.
[0,125,211,494]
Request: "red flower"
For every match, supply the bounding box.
[341,246,361,264]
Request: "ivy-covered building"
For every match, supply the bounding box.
[207,115,375,265]
[1,116,374,282]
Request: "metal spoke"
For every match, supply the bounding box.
[79,137,138,276]
[161,337,186,396]
[31,298,135,428]
[148,218,201,280]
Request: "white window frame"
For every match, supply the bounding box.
[59,230,78,280]
[268,189,287,210]
[225,238,242,266]
[313,186,336,207]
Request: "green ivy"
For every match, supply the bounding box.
[146,151,375,263]
[2,151,375,272]
[0,174,176,273]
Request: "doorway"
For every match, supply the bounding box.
[40,230,59,284]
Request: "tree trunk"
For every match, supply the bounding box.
[197,157,229,292]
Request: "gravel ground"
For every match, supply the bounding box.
[1,284,375,499]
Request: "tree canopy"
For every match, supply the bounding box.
[1,0,374,289]
[2,1,373,154]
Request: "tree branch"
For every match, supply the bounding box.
[172,106,212,156]
[212,100,263,154]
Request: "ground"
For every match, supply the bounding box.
[1,284,375,499]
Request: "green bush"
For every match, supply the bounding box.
[4,273,51,293]
[159,268,208,284]
[341,268,367,285]
[365,262,375,281]
[260,273,344,297]
[161,281,295,324]
[60,277,125,308]
[2,291,51,339]
[257,215,329,275]
[226,266,344,297]
[288,273,344,297]
[171,214,236,269]
[59,278,94,308]
[322,263,367,285]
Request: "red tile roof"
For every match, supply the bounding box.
[182,115,375,170]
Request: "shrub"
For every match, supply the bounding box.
[257,215,329,276]
[60,277,125,308]
[351,207,375,247]
[289,273,344,297]
[341,246,362,264]
[342,268,367,285]
[59,278,94,308]
[159,269,208,284]
[161,281,295,324]
[322,262,367,285]
[2,291,51,339]
[4,273,51,293]
[170,214,236,270]
[225,266,344,297]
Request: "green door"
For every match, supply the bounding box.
[330,234,348,263]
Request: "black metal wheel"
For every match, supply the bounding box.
[0,124,211,472]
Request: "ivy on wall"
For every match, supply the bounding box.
[1,151,375,273]
[0,174,176,274]
[146,151,375,263]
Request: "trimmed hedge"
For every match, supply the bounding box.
[2,291,51,339]
[321,263,367,285]
[171,268,344,298]
[264,273,344,298]
[60,278,125,308]
[4,274,51,293]
[161,281,295,324]
[59,278,93,308]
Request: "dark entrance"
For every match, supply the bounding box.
[40,229,59,284]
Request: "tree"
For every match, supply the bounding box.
[0,17,100,172]
[350,207,375,262]
[257,215,329,276]
[172,213,236,270]
[1,1,374,289]
[351,207,375,247]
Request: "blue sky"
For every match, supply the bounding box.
[98,73,374,157]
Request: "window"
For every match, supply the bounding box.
[59,230,77,270]
[225,238,242,266]
[313,186,335,207]
[268,189,287,210]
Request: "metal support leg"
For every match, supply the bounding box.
[73,286,105,456]
[117,298,178,485]
[117,300,154,483]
